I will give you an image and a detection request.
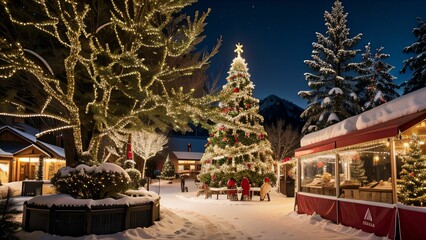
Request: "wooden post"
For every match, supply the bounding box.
[335,153,340,197]
[389,137,398,204]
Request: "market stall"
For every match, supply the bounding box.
[295,88,426,240]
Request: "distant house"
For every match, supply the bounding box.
[0,125,65,183]
[157,134,207,178]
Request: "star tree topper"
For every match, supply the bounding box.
[235,43,243,58]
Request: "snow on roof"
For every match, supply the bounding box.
[13,144,50,156]
[0,125,37,143]
[0,148,13,157]
[172,151,204,160]
[301,87,426,147]
[0,141,29,155]
[13,122,39,136]
[0,125,65,158]
[37,141,65,158]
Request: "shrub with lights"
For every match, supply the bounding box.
[123,160,142,189]
[199,44,275,188]
[51,163,131,200]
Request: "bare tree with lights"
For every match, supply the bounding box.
[299,0,362,134]
[0,0,221,165]
[131,130,168,179]
[198,43,275,187]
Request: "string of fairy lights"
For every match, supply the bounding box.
[0,0,226,162]
[199,43,275,178]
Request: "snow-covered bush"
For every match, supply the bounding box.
[126,168,142,189]
[51,163,131,199]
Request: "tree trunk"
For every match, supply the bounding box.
[63,129,79,167]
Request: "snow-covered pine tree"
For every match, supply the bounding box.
[299,0,362,134]
[198,43,275,187]
[398,134,426,206]
[353,43,399,111]
[401,17,426,94]
[161,155,176,181]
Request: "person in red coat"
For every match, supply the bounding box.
[227,178,238,201]
[241,177,250,201]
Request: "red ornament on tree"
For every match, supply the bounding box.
[246,162,252,170]
[209,133,214,137]
[205,159,212,164]
[317,161,324,168]
[409,172,415,177]
[233,87,240,93]
[222,137,228,142]
[234,137,239,143]
[258,134,264,139]
[245,103,251,108]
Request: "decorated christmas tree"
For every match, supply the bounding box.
[161,155,176,181]
[398,134,426,206]
[353,43,399,111]
[350,155,367,186]
[198,43,275,187]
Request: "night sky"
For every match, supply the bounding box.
[188,0,426,108]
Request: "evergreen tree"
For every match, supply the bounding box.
[199,43,275,187]
[0,188,21,240]
[350,156,367,186]
[353,43,399,111]
[401,17,426,94]
[398,134,426,206]
[161,155,176,181]
[299,0,362,134]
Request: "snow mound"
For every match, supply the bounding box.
[59,163,130,180]
[27,193,155,208]
[125,187,159,199]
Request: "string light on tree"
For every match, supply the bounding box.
[0,0,222,165]
[198,43,275,188]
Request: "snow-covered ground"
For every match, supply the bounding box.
[4,179,389,240]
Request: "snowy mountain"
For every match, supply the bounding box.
[259,95,304,128]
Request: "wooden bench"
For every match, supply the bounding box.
[208,187,270,201]
[209,187,241,200]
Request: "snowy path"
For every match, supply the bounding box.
[11,179,389,239]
